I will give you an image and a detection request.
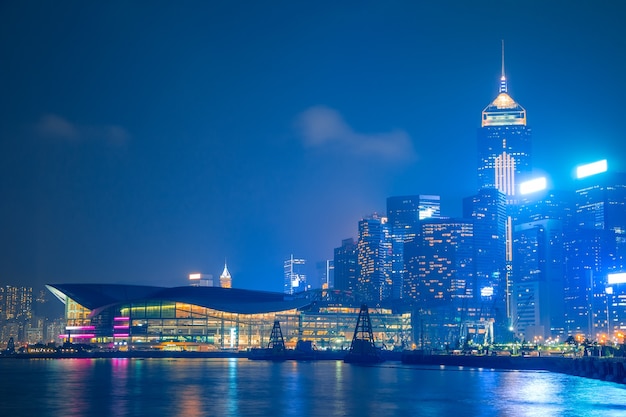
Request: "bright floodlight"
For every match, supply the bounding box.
[576,159,607,179]
[519,177,547,195]
[608,272,626,285]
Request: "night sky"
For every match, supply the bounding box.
[1,1,625,292]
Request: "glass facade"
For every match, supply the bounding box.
[56,296,412,351]
[477,124,532,198]
[333,238,358,293]
[357,215,393,302]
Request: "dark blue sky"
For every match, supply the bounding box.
[1,1,625,292]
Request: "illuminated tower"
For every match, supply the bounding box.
[386,195,441,299]
[220,262,232,288]
[284,255,307,295]
[512,219,566,342]
[463,188,507,311]
[566,164,626,339]
[477,42,532,199]
[357,214,392,302]
[405,218,474,305]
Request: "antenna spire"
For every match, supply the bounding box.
[499,40,507,93]
[501,40,505,79]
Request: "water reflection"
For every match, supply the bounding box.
[1,359,625,417]
[226,357,238,416]
[110,358,130,416]
[49,359,93,416]
[283,361,304,416]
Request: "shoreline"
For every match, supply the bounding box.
[400,352,626,384]
[0,349,402,361]
[3,350,625,385]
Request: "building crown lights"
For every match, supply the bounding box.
[576,159,608,179]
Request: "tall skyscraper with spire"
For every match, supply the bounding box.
[473,43,533,341]
[477,42,532,199]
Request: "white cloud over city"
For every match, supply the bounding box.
[295,106,416,163]
[36,114,130,145]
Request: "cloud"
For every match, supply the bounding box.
[36,114,130,145]
[295,106,416,162]
[37,114,80,140]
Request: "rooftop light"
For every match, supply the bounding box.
[519,177,547,195]
[576,159,607,179]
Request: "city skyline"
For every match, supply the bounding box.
[1,2,626,292]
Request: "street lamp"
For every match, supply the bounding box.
[605,286,613,342]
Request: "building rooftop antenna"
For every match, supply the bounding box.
[499,40,507,93]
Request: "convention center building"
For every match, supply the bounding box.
[46,284,413,351]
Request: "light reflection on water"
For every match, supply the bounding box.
[0,358,625,417]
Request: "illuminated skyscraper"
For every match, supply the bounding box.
[387,195,441,237]
[510,190,573,341]
[1,286,33,320]
[566,168,626,338]
[471,43,533,341]
[404,218,474,304]
[189,273,214,287]
[387,195,441,299]
[357,214,392,302]
[512,219,566,342]
[284,255,307,295]
[463,188,507,293]
[477,43,532,199]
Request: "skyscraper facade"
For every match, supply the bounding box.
[405,218,474,305]
[512,219,566,342]
[511,191,573,341]
[283,255,307,295]
[387,195,441,236]
[470,45,533,342]
[315,260,334,289]
[566,171,626,339]
[463,188,507,300]
[356,214,392,302]
[333,238,358,293]
[1,286,33,320]
[477,47,532,199]
[387,195,441,299]
[188,273,214,287]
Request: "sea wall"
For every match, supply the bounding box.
[557,356,626,384]
[400,352,626,385]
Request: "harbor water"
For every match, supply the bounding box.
[1,358,625,416]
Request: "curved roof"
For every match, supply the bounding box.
[46,283,312,315]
